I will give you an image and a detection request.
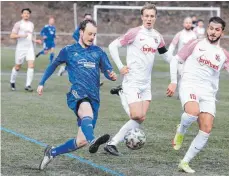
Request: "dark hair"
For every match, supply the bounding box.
[79,19,97,31]
[21,8,31,14]
[141,3,157,15]
[209,17,226,30]
[84,13,92,18]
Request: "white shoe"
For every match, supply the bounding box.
[178,160,195,173]
[39,146,54,170]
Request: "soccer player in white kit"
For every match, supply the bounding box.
[193,19,205,39]
[104,4,171,156]
[168,17,197,89]
[167,17,228,173]
[10,8,42,92]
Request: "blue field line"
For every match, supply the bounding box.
[1,126,125,176]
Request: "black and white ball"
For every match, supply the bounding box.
[124,128,146,150]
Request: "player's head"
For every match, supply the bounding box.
[49,16,55,25]
[83,13,92,20]
[207,17,226,44]
[183,17,192,30]
[197,19,204,28]
[21,8,31,20]
[79,19,97,47]
[192,15,197,22]
[141,3,157,29]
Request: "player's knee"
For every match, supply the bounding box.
[15,65,21,71]
[185,108,200,116]
[130,111,145,121]
[199,125,212,133]
[76,139,88,147]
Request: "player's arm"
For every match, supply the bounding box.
[157,34,171,63]
[167,32,180,58]
[223,49,229,73]
[100,50,117,81]
[72,26,80,42]
[109,27,140,75]
[37,48,68,95]
[10,22,27,39]
[167,39,198,97]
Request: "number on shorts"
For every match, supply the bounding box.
[190,94,196,100]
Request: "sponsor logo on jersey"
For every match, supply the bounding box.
[71,90,80,99]
[78,59,95,68]
[215,54,220,62]
[197,56,219,70]
[141,44,157,54]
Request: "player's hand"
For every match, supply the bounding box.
[37,85,44,96]
[43,36,47,40]
[107,70,117,81]
[36,39,42,44]
[166,83,177,97]
[120,66,129,75]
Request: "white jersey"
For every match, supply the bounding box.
[169,29,197,53]
[176,38,229,94]
[193,26,205,39]
[117,26,165,88]
[12,20,34,49]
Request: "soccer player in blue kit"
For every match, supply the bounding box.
[36,16,56,63]
[37,19,117,170]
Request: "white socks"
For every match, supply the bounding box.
[183,130,210,163]
[26,68,34,87]
[119,90,130,117]
[178,112,198,134]
[10,67,18,83]
[108,119,140,146]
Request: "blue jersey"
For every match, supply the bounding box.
[72,26,80,42]
[39,43,113,102]
[40,25,56,44]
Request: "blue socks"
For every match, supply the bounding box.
[81,116,95,143]
[49,52,54,63]
[51,138,78,157]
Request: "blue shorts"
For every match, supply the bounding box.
[43,42,55,51]
[66,90,100,128]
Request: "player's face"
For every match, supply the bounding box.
[49,18,55,25]
[183,18,192,30]
[21,10,30,20]
[80,23,97,47]
[207,22,224,44]
[198,21,204,28]
[141,9,156,29]
[84,15,92,20]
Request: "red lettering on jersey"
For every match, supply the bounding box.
[197,56,219,70]
[141,44,157,54]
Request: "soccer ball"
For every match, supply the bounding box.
[124,128,146,150]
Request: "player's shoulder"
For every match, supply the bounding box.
[14,20,22,26]
[90,45,105,53]
[44,24,49,28]
[126,26,142,34]
[152,29,163,37]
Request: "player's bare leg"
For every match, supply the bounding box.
[10,64,21,91]
[105,100,150,156]
[25,60,34,92]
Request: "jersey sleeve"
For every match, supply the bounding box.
[176,39,199,63]
[223,49,229,72]
[171,32,181,47]
[12,22,20,34]
[158,34,166,48]
[99,50,113,80]
[72,26,80,42]
[39,47,68,85]
[118,27,141,46]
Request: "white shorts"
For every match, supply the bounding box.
[122,83,151,104]
[15,47,35,65]
[179,84,216,117]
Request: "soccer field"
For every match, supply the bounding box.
[1,48,229,176]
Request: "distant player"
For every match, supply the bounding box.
[191,15,198,30]
[36,16,56,63]
[37,19,117,170]
[193,19,205,39]
[10,8,42,92]
[167,17,228,173]
[104,4,171,156]
[168,17,197,89]
[57,13,92,76]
